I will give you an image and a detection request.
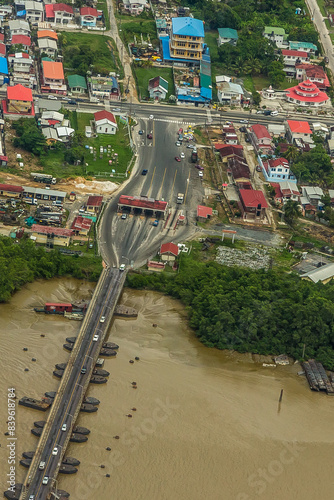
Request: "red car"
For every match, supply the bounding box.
[178,128,183,134]
[175,156,181,162]
[195,164,204,170]
[147,134,153,139]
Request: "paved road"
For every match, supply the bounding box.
[305,0,334,74]
[23,269,125,500]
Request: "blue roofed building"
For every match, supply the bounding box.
[218,28,238,46]
[0,57,9,85]
[161,17,205,66]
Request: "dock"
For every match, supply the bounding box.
[302,359,334,395]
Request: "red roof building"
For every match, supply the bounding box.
[86,195,103,213]
[94,110,117,124]
[295,63,330,89]
[11,35,31,47]
[215,144,244,160]
[80,7,98,16]
[0,184,24,194]
[54,3,73,13]
[147,260,166,272]
[3,84,34,116]
[239,189,268,221]
[0,43,6,57]
[45,4,73,24]
[160,242,179,257]
[31,225,73,246]
[197,205,213,219]
[285,79,329,107]
[282,49,308,58]
[250,124,272,151]
[286,120,312,143]
[71,216,92,234]
[7,84,33,102]
[118,195,168,215]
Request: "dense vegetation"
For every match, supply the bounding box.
[0,236,102,302]
[12,119,46,156]
[127,259,334,369]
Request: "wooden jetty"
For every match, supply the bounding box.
[302,359,334,395]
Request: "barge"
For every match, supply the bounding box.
[45,391,56,399]
[55,363,67,370]
[99,348,117,357]
[34,302,87,315]
[19,396,52,411]
[31,427,43,437]
[62,457,80,466]
[66,337,77,344]
[80,403,98,413]
[73,426,90,435]
[19,459,31,468]
[22,451,34,459]
[59,464,78,474]
[70,433,88,443]
[90,375,107,384]
[83,396,100,405]
[93,368,109,377]
[4,484,23,500]
[34,421,46,428]
[302,359,334,395]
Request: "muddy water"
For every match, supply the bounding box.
[0,279,333,500]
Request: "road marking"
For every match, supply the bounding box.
[170,169,177,204]
[152,120,155,148]
[184,170,191,205]
[157,167,167,200]
[148,166,156,196]
[141,118,196,125]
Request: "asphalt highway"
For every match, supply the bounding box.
[24,268,125,500]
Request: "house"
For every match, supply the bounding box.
[228,157,251,188]
[38,38,57,58]
[86,195,103,213]
[148,76,168,100]
[0,57,9,85]
[71,216,92,236]
[11,34,31,50]
[222,125,238,145]
[270,181,300,203]
[250,124,272,152]
[282,49,309,76]
[216,79,244,104]
[239,189,268,221]
[8,52,36,88]
[3,84,34,117]
[216,144,244,161]
[42,127,61,144]
[289,41,317,54]
[67,74,87,94]
[167,17,205,63]
[286,120,312,142]
[35,98,62,112]
[295,63,330,90]
[56,126,74,142]
[285,79,329,107]
[25,1,44,22]
[45,3,74,24]
[80,7,98,26]
[301,186,324,208]
[263,26,287,47]
[301,263,334,284]
[41,60,66,95]
[262,157,295,181]
[8,20,30,37]
[40,110,64,125]
[94,110,117,135]
[87,75,120,100]
[160,242,179,264]
[122,0,148,15]
[0,184,24,198]
[37,30,58,42]
[147,260,166,272]
[197,205,213,219]
[31,224,73,247]
[0,43,6,58]
[217,28,238,46]
[0,5,12,18]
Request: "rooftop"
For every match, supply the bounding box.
[287,120,312,134]
[251,124,271,140]
[172,17,204,38]
[217,28,238,39]
[71,216,92,231]
[285,79,329,103]
[301,262,334,283]
[119,194,167,212]
[87,195,103,207]
[7,84,33,102]
[94,110,117,124]
[197,205,213,218]
[282,49,308,57]
[24,186,66,197]
[264,26,286,35]
[68,74,87,90]
[148,76,168,91]
[31,224,73,237]
[239,189,268,208]
[42,61,64,80]
[53,3,73,13]
[80,6,98,16]
[11,35,31,46]
[0,183,24,193]
[160,242,179,256]
[37,30,58,41]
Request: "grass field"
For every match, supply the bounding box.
[119,20,158,47]
[96,0,110,30]
[133,66,174,100]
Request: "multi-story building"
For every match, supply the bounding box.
[8,52,37,88]
[41,60,66,94]
[263,26,287,47]
[87,75,120,100]
[295,63,330,90]
[3,84,35,117]
[285,79,329,107]
[45,3,74,25]
[8,19,30,37]
[80,7,98,27]
[25,1,44,22]
[38,38,57,58]
[169,17,204,62]
[282,49,309,77]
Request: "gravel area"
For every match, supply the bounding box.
[216,245,271,269]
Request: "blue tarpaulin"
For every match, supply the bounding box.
[17,10,26,16]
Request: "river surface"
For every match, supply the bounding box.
[0,278,333,500]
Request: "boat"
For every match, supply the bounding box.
[19,459,31,468]
[55,363,67,370]
[59,464,78,474]
[66,337,77,344]
[262,363,276,368]
[22,451,34,459]
[34,421,46,428]
[53,369,63,378]
[83,396,100,405]
[70,433,88,443]
[4,483,22,500]
[73,426,90,435]
[63,343,73,352]
[57,491,70,498]
[45,391,56,399]
[102,342,119,350]
[95,358,104,367]
[90,375,107,384]
[80,403,98,413]
[19,397,52,411]
[62,457,80,466]
[114,305,137,318]
[64,312,83,321]
[31,428,42,437]
[93,368,110,377]
[99,348,117,357]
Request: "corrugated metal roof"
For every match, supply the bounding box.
[301,263,334,283]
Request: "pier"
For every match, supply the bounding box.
[302,359,334,395]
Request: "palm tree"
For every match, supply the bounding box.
[284,200,301,226]
[285,146,299,164]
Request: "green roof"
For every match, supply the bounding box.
[41,57,53,62]
[289,41,317,51]
[159,77,168,91]
[264,26,286,35]
[67,74,87,90]
[200,73,212,89]
[217,28,238,40]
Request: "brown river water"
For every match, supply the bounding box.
[0,278,333,500]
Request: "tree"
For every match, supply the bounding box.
[12,119,46,156]
[284,200,301,226]
[252,91,261,106]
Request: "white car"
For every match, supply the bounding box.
[149,114,154,120]
[119,264,126,272]
[175,141,181,146]
[52,447,58,456]
[112,108,121,112]
[61,424,67,431]
[100,316,106,323]
[93,334,99,342]
[48,95,57,100]
[199,171,203,178]
[180,152,185,158]
[42,477,49,485]
[187,144,195,149]
[39,461,45,470]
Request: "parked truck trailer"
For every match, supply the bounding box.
[30,172,56,184]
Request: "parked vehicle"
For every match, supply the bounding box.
[195,164,204,170]
[175,156,181,162]
[175,141,181,146]
[68,100,77,105]
[177,193,184,204]
[180,152,185,158]
[152,219,159,226]
[270,110,278,116]
[31,172,56,184]
[138,130,144,135]
[48,95,57,100]
[263,110,271,116]
[121,214,127,219]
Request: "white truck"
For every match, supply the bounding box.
[30,173,56,185]
[177,193,184,204]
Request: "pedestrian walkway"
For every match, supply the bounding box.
[142,117,196,125]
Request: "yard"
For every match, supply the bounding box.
[58,32,121,77]
[133,66,174,100]
[119,20,158,47]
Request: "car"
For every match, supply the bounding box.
[142,169,148,175]
[68,100,77,105]
[239,126,246,133]
[175,141,181,146]
[93,334,99,341]
[42,477,49,485]
[225,121,232,125]
[113,108,121,112]
[195,164,204,170]
[187,144,195,149]
[245,137,250,143]
[256,165,262,172]
[271,110,278,116]
[100,316,106,323]
[199,171,203,178]
[61,424,67,431]
[149,114,154,119]
[239,119,248,123]
[119,264,126,271]
[147,134,153,139]
[121,213,127,219]
[48,95,57,100]
[180,152,185,158]
[39,462,45,470]
[152,219,159,227]
[52,447,58,456]
[175,156,181,162]
[138,130,144,135]
[178,128,183,134]
[29,496,35,500]
[89,243,94,248]
[81,367,87,374]
[256,110,263,114]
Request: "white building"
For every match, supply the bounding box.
[38,38,57,57]
[216,79,244,104]
[263,26,287,48]
[25,1,44,22]
[94,110,118,135]
[122,0,148,15]
[8,20,30,36]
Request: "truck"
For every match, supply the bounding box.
[30,173,56,185]
[177,193,184,204]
